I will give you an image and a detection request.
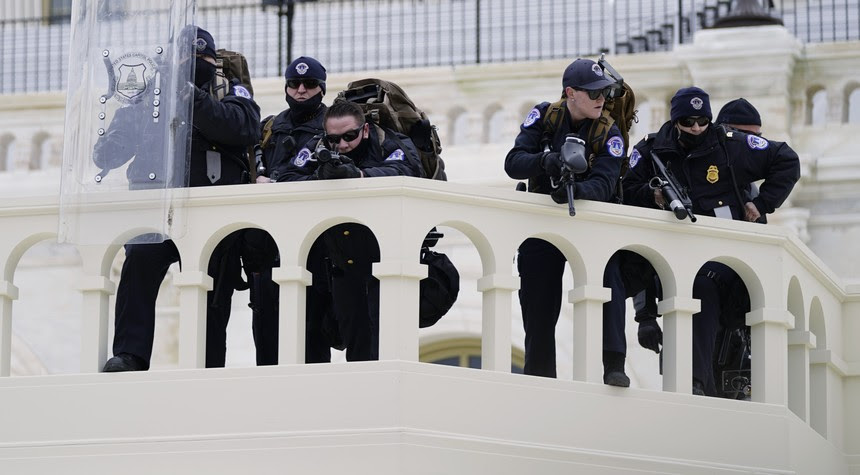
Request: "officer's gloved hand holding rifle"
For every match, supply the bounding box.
[542,134,589,216]
[314,145,362,180]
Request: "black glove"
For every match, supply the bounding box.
[550,184,573,204]
[317,162,362,180]
[541,151,563,177]
[636,316,663,353]
[192,84,209,104]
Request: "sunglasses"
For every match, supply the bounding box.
[678,116,710,127]
[324,124,365,146]
[287,78,321,89]
[575,87,611,100]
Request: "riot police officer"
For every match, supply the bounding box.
[282,99,423,361]
[243,56,329,365]
[622,87,800,394]
[504,58,630,386]
[102,27,261,372]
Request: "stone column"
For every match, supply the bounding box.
[0,280,18,377]
[477,273,518,372]
[787,329,815,421]
[570,285,612,383]
[659,296,700,394]
[373,260,426,361]
[747,307,794,404]
[272,266,312,365]
[173,271,212,369]
[77,276,115,373]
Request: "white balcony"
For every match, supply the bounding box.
[0,178,856,474]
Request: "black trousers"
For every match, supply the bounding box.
[112,236,238,367]
[517,238,626,378]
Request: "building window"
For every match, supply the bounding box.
[420,337,525,373]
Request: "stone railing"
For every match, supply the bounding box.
[0,178,856,447]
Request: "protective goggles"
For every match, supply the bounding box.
[324,124,365,146]
[677,116,710,127]
[575,87,612,100]
[287,78,321,89]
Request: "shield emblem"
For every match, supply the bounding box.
[116,63,147,99]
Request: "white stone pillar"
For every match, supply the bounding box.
[0,280,19,377]
[373,260,426,361]
[787,329,815,422]
[747,307,794,404]
[272,266,312,365]
[77,276,115,373]
[570,285,612,383]
[173,271,212,369]
[659,296,700,394]
[477,273,518,372]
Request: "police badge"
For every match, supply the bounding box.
[706,165,719,184]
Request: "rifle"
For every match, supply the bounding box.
[648,151,697,222]
[553,134,589,216]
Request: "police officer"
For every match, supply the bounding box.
[102,27,261,372]
[715,97,769,223]
[282,99,423,361]
[243,56,329,366]
[622,87,800,394]
[504,58,630,386]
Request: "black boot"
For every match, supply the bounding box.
[603,350,630,387]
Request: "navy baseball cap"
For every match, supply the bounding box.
[194,27,217,59]
[562,59,615,90]
[716,98,761,126]
[670,86,712,122]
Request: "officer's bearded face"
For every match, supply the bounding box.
[325,116,368,154]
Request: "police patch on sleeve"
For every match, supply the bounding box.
[606,135,624,158]
[629,148,641,168]
[523,108,541,128]
[746,135,769,150]
[385,149,405,161]
[232,85,252,99]
[293,147,312,167]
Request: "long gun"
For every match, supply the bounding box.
[554,134,589,216]
[648,152,697,222]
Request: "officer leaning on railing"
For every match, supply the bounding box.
[621,87,800,395]
[504,58,631,387]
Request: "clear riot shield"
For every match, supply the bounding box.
[59,0,196,245]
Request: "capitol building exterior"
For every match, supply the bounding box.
[0,1,859,473]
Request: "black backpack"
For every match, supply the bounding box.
[338,78,446,180]
[419,247,460,328]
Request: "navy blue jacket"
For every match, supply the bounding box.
[190,81,261,186]
[504,101,625,202]
[261,104,327,182]
[281,124,423,181]
[623,121,800,219]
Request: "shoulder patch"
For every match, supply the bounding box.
[606,135,624,158]
[293,147,312,167]
[747,135,769,150]
[232,85,252,99]
[523,108,541,128]
[385,149,405,161]
[629,148,641,168]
